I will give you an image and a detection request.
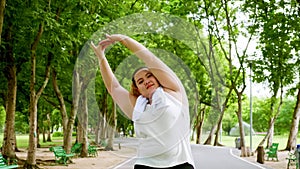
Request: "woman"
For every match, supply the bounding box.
[91,34,195,169]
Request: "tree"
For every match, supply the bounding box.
[25,22,51,168]
[0,0,5,44]
[243,0,300,149]
[286,86,300,150]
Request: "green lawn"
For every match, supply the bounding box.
[194,134,300,150]
[0,135,65,148]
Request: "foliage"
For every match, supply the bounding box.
[52,132,64,137]
[275,98,297,134]
[52,132,76,137]
[0,106,5,132]
[15,111,29,134]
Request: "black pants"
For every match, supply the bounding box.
[134,162,194,169]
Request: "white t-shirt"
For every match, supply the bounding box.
[132,87,195,168]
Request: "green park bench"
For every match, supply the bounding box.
[71,143,98,157]
[49,146,74,165]
[286,151,299,169]
[71,143,82,156]
[266,143,279,161]
[88,145,98,157]
[0,154,18,169]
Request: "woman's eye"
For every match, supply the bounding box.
[138,80,143,84]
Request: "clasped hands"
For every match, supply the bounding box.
[91,34,127,60]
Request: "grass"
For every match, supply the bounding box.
[0,134,65,148]
[195,134,300,150]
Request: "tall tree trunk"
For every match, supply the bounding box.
[42,127,46,143]
[286,88,300,150]
[99,92,108,145]
[105,102,117,151]
[266,95,277,148]
[36,123,40,148]
[64,71,82,154]
[52,69,68,146]
[1,20,17,161]
[46,113,52,142]
[2,63,17,161]
[258,86,284,149]
[77,124,82,144]
[25,22,51,169]
[95,112,101,144]
[214,89,234,146]
[0,0,5,44]
[195,106,205,144]
[236,91,247,157]
[204,125,217,145]
[79,90,88,157]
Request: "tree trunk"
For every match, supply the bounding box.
[95,112,101,144]
[64,71,82,154]
[77,124,82,144]
[286,88,300,150]
[99,92,108,145]
[52,69,68,146]
[46,113,52,142]
[266,95,277,148]
[2,64,17,161]
[79,90,88,157]
[25,22,51,168]
[214,89,233,146]
[258,86,284,149]
[26,97,38,167]
[1,19,17,162]
[196,106,205,144]
[105,102,117,151]
[236,92,247,157]
[267,118,274,147]
[204,124,217,145]
[0,0,6,44]
[42,127,46,143]
[37,123,40,148]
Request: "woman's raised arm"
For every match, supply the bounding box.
[106,34,184,96]
[91,40,136,119]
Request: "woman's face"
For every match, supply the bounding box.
[133,68,160,99]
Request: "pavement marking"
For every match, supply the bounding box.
[229,149,266,169]
[111,156,135,169]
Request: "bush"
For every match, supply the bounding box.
[52,132,76,137]
[52,131,63,137]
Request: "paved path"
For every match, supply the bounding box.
[112,138,267,169]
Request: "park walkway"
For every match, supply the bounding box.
[14,138,289,169]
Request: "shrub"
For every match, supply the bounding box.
[52,131,63,137]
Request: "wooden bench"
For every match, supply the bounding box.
[49,146,74,165]
[0,154,18,169]
[266,143,279,161]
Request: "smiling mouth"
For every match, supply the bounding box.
[146,84,154,89]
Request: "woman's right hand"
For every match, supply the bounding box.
[91,40,107,62]
[91,34,127,60]
[105,34,128,43]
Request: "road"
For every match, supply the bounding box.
[112,138,267,169]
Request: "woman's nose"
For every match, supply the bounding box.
[144,79,150,85]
